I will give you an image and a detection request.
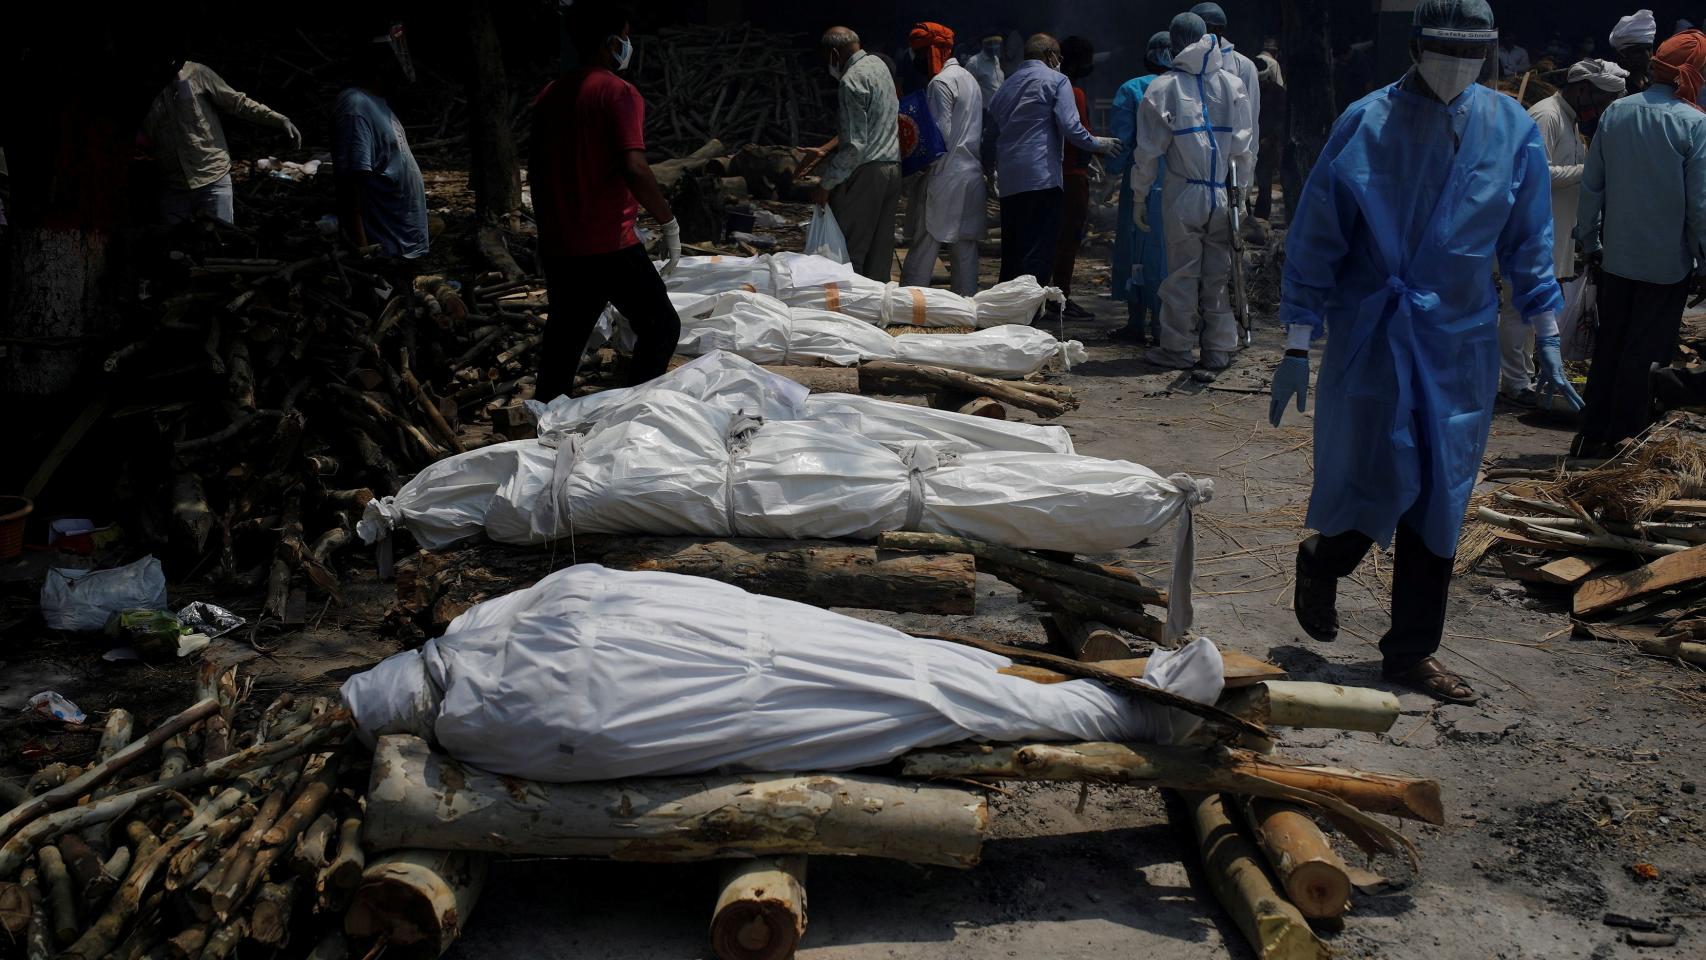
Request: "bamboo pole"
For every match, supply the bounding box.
[1236,797,1351,919]
[710,857,808,960]
[1180,793,1329,960]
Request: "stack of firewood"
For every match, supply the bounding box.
[0,663,449,959]
[99,218,545,625]
[629,25,839,156]
[1464,427,1706,669]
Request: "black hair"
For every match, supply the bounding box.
[566,1,633,60]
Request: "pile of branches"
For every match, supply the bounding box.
[100,213,543,624]
[0,665,364,959]
[630,24,839,156]
[1462,428,1706,669]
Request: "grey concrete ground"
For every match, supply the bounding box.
[448,258,1706,959]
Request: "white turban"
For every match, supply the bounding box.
[1610,9,1657,50]
[1569,58,1631,93]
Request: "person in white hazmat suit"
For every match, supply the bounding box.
[1127,14,1255,371]
[1191,3,1261,172]
[1497,58,1628,403]
[901,22,987,297]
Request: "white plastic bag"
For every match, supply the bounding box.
[41,556,168,632]
[803,204,850,264]
[341,565,1226,782]
[1557,272,1597,363]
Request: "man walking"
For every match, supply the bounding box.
[900,22,985,296]
[1126,14,1254,371]
[529,1,682,400]
[143,58,301,224]
[987,34,1120,288]
[1575,30,1706,458]
[334,23,429,275]
[814,27,902,281]
[1269,0,1571,705]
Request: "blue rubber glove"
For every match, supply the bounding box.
[1269,355,1310,426]
[1534,334,1585,412]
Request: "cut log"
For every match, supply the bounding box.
[59,829,194,960]
[995,648,1285,689]
[201,918,247,960]
[1237,797,1352,919]
[999,568,1165,642]
[1538,554,1615,587]
[597,537,975,615]
[1050,613,1132,662]
[345,849,489,959]
[956,396,1006,419]
[878,531,1166,609]
[291,812,337,878]
[761,364,859,394]
[899,741,1441,829]
[37,845,77,945]
[859,360,1072,416]
[169,924,210,958]
[1574,543,1706,617]
[710,857,808,960]
[20,867,52,960]
[1574,623,1706,668]
[172,473,213,554]
[317,816,366,912]
[263,753,340,846]
[1498,554,1552,584]
[1218,682,1400,734]
[1181,792,1329,960]
[364,735,989,867]
[0,880,28,935]
[55,834,111,910]
[248,877,298,947]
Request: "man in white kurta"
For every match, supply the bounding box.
[1497,59,1628,401]
[901,23,987,296]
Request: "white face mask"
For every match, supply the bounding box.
[611,35,633,71]
[1418,51,1484,102]
[828,57,843,80]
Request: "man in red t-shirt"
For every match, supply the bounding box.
[530,1,682,400]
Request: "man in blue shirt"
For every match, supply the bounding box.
[1575,29,1706,457]
[987,34,1120,288]
[334,24,429,269]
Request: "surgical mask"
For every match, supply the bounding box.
[982,43,1001,58]
[611,35,632,71]
[828,58,843,80]
[1418,51,1484,103]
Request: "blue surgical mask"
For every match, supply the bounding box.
[612,35,633,71]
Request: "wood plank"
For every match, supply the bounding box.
[1574,543,1706,617]
[1497,555,1551,584]
[1000,649,1285,689]
[1537,554,1614,587]
[1659,499,1706,517]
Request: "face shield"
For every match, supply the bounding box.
[1413,25,1497,102]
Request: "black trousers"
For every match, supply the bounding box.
[998,187,1064,285]
[1301,522,1452,672]
[1579,269,1689,448]
[1254,135,1280,222]
[538,243,682,401]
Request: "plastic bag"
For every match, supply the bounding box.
[1558,272,1597,363]
[41,556,168,632]
[803,205,850,264]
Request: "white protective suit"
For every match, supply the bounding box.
[1216,38,1261,166]
[901,59,987,296]
[1500,90,1589,395]
[1129,35,1255,369]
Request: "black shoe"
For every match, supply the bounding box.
[1108,324,1147,344]
[1062,298,1095,321]
[1293,543,1340,642]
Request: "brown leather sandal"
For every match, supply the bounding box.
[1384,656,1479,705]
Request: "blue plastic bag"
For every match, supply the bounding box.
[898,89,947,177]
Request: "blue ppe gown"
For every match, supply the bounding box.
[1280,80,1563,559]
[1109,74,1168,319]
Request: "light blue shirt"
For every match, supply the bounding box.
[333,87,429,260]
[987,60,1099,197]
[1577,84,1706,285]
[820,50,901,192]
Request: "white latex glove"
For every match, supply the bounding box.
[659,218,682,276]
[280,117,302,150]
[1092,136,1123,155]
[1133,198,1150,233]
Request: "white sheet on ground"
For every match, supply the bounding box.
[340,564,1225,782]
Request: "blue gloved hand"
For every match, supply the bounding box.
[1269,355,1309,427]
[1534,334,1584,412]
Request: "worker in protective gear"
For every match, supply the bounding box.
[1611,10,1657,93]
[900,22,986,297]
[1191,3,1261,174]
[1499,59,1628,404]
[1269,0,1566,705]
[1126,13,1254,371]
[1575,30,1706,459]
[1108,32,1174,344]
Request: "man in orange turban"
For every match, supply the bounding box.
[900,22,989,296]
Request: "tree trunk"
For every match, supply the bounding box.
[1235,797,1351,920]
[1217,682,1400,734]
[345,849,488,959]
[1179,792,1330,960]
[858,361,1073,413]
[878,531,1167,609]
[1280,0,1336,221]
[364,735,989,867]
[1051,613,1132,662]
[710,857,808,960]
[597,537,975,614]
[466,1,521,224]
[898,741,1442,828]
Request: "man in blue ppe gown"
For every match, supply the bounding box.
[1108,32,1174,344]
[1269,0,1569,705]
